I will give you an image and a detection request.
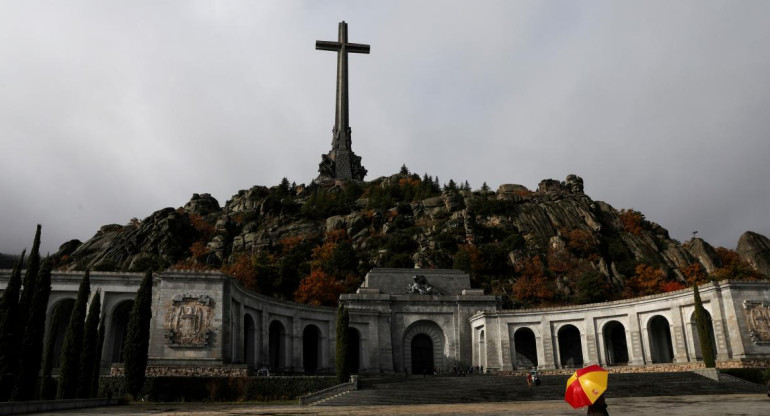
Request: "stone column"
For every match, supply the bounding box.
[627,312,646,365]
[540,322,555,370]
[670,308,689,363]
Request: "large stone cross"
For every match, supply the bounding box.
[316,21,369,180]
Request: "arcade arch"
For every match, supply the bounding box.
[45,299,75,368]
[268,320,286,372]
[512,327,538,369]
[602,321,629,366]
[108,300,133,364]
[690,309,717,360]
[403,320,445,374]
[243,313,257,368]
[648,315,674,363]
[557,324,583,368]
[303,324,321,373]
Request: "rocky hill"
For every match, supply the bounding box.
[50,172,770,307]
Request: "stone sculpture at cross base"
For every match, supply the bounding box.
[316,21,369,182]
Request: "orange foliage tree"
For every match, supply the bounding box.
[680,263,708,285]
[294,270,344,306]
[223,254,258,291]
[512,256,556,305]
[711,247,764,280]
[623,263,682,297]
[618,209,645,236]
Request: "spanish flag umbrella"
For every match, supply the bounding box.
[564,364,608,409]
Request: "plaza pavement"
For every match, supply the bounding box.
[24,394,770,416]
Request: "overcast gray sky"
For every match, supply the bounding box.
[1,0,769,256]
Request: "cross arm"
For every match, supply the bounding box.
[316,40,341,51]
[346,43,370,54]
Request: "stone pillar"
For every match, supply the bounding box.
[497,319,512,371]
[260,308,270,368]
[627,312,645,365]
[670,308,689,363]
[584,322,599,365]
[708,285,731,361]
[540,322,555,370]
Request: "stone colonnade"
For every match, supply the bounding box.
[470,281,770,371]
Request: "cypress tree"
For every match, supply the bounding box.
[123,270,153,398]
[91,314,106,398]
[0,250,25,401]
[693,283,716,368]
[335,304,350,383]
[12,257,52,401]
[18,225,42,315]
[40,304,66,400]
[57,270,91,399]
[78,290,102,398]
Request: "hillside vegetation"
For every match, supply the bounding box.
[48,169,770,308]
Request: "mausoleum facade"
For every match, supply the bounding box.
[1,268,769,376]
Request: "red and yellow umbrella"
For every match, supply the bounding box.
[564,364,608,409]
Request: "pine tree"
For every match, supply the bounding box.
[78,290,102,398]
[18,225,42,315]
[335,304,350,383]
[0,250,25,401]
[12,257,52,401]
[57,270,91,399]
[123,270,154,398]
[693,284,716,368]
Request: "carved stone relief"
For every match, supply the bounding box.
[165,294,214,348]
[743,300,770,344]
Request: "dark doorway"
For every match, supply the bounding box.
[303,325,321,373]
[411,333,434,374]
[109,300,133,363]
[269,320,285,372]
[691,310,717,359]
[244,314,256,368]
[513,327,538,368]
[558,325,583,368]
[649,316,674,363]
[603,321,629,365]
[46,299,75,368]
[347,327,360,373]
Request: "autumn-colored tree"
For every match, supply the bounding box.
[618,209,645,236]
[190,241,210,260]
[563,228,597,258]
[189,213,215,239]
[294,270,344,306]
[711,247,764,280]
[512,256,556,305]
[223,254,258,291]
[681,263,708,285]
[624,264,668,297]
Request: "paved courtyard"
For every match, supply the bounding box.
[26,394,770,416]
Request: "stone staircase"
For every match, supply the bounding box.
[313,372,765,406]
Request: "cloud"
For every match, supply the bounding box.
[1,0,768,254]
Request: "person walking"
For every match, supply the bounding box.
[586,394,609,415]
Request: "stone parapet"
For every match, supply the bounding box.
[110,365,248,377]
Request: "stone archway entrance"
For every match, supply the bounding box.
[303,325,321,373]
[45,299,75,369]
[268,320,286,372]
[347,327,361,374]
[411,334,433,374]
[243,314,257,368]
[403,320,445,374]
[603,321,629,365]
[649,315,674,363]
[512,327,538,369]
[690,310,717,360]
[108,300,133,364]
[557,325,583,368]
